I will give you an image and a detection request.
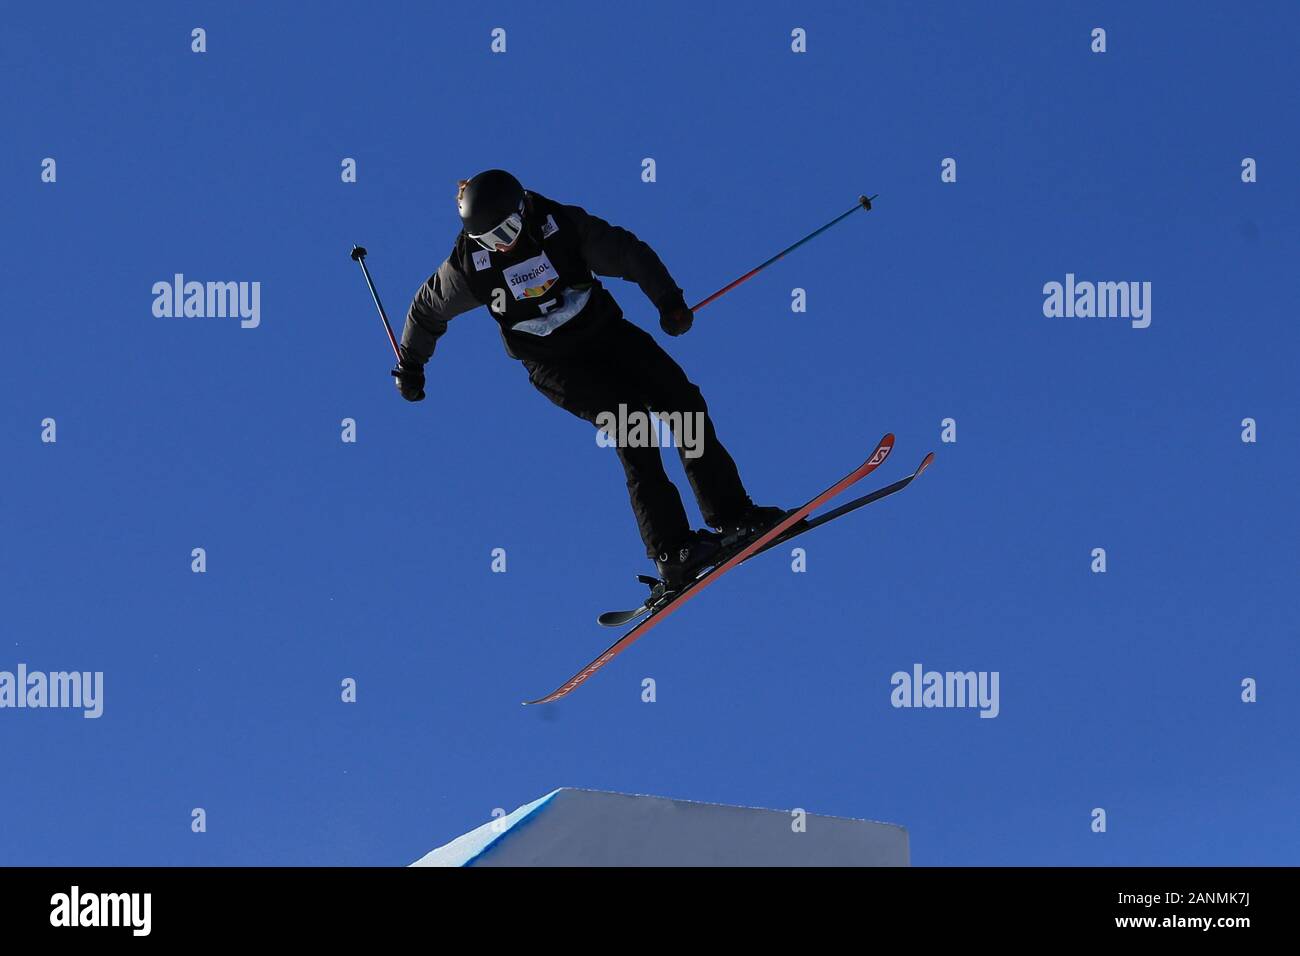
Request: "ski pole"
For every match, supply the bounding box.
[689,194,876,313]
[349,245,402,361]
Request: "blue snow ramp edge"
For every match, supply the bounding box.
[409,790,561,867]
[409,788,909,867]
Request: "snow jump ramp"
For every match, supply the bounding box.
[412,788,909,867]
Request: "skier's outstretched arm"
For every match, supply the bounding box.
[393,256,481,401]
[564,204,694,336]
[402,256,480,363]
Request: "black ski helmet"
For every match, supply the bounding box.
[457,169,525,237]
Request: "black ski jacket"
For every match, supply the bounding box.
[400,192,682,364]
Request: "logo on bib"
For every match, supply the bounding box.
[541,214,559,239]
[503,251,558,300]
[472,250,492,271]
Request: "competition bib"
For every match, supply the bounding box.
[502,251,558,301]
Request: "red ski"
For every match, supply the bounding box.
[523,434,896,705]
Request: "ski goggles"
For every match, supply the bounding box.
[468,203,525,252]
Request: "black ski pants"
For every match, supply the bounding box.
[522,318,752,558]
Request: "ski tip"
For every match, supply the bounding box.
[864,434,895,469]
[916,451,936,476]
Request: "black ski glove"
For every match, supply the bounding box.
[391,350,426,402]
[657,291,694,337]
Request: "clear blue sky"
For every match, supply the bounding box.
[3,1,1296,866]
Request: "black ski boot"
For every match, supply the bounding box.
[654,531,723,591]
[711,504,793,541]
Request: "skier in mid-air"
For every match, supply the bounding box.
[391,169,785,587]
